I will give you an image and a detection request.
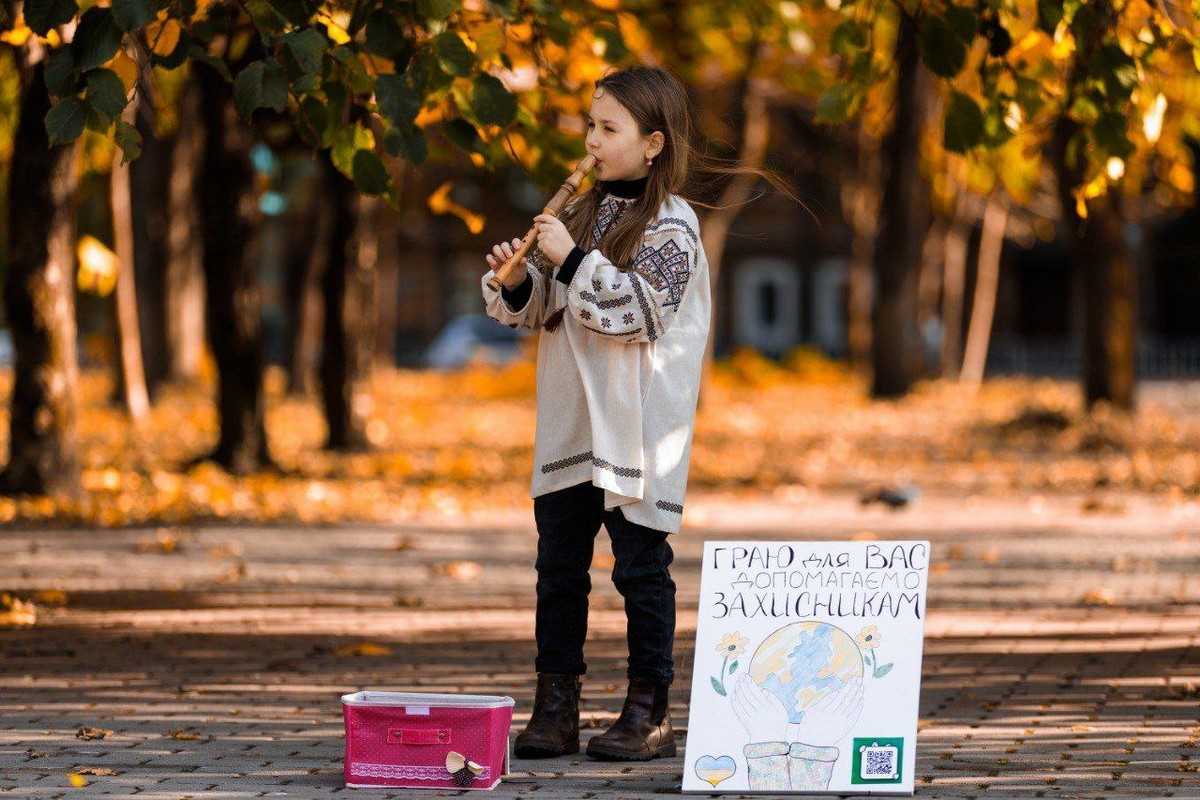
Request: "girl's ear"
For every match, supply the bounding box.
[646,130,665,160]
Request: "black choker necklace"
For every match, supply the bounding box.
[597,175,648,200]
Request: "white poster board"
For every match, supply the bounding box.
[683,541,929,795]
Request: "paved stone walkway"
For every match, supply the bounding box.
[2,490,1199,798]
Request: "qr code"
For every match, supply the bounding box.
[859,742,899,780]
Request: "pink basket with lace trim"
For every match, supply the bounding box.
[342,691,514,791]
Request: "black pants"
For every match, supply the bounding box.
[532,481,677,686]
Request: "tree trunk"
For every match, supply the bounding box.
[319,153,368,451]
[0,62,82,497]
[960,190,1009,389]
[871,12,930,398]
[129,80,173,397]
[940,188,973,379]
[374,192,402,365]
[167,81,205,382]
[844,128,880,374]
[194,62,273,473]
[111,100,151,422]
[1051,120,1136,410]
[282,160,330,395]
[697,75,770,409]
[356,194,382,385]
[1049,0,1136,411]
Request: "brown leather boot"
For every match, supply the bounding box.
[514,673,582,758]
[586,677,676,761]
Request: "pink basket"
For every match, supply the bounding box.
[341,691,514,791]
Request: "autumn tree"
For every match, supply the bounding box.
[814,0,1200,408]
[2,0,628,481]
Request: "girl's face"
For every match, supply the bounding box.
[585,88,662,182]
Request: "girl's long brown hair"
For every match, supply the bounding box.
[555,64,809,275]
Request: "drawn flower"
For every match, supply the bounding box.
[715,632,748,659]
[857,625,893,679]
[856,625,881,650]
[711,632,749,697]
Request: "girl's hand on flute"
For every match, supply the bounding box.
[486,238,529,290]
[532,214,576,266]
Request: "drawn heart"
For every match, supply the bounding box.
[694,754,737,788]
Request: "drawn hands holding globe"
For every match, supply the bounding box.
[731,673,865,747]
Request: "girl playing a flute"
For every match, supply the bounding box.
[480,64,799,762]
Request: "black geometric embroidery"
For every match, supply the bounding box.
[591,197,628,247]
[655,500,684,514]
[622,312,635,325]
[592,456,642,478]
[647,217,700,249]
[580,309,591,320]
[633,235,691,309]
[610,282,621,290]
[579,289,632,310]
[540,449,642,478]
[582,324,643,338]
[541,450,594,474]
[592,278,603,291]
[630,276,656,342]
[601,317,611,328]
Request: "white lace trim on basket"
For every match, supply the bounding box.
[349,762,493,781]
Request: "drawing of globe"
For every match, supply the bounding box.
[747,622,863,724]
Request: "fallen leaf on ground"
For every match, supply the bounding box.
[76,727,113,740]
[1082,588,1116,606]
[167,728,206,741]
[428,561,480,581]
[137,529,180,554]
[334,641,393,657]
[0,593,37,627]
[74,767,116,776]
[31,589,68,606]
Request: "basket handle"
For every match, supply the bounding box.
[387,727,451,745]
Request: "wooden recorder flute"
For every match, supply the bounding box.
[485,154,597,293]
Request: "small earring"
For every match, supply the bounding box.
[646,157,653,166]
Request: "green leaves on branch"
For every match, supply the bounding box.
[282,28,328,76]
[25,0,78,37]
[918,14,971,78]
[72,7,123,71]
[352,149,390,195]
[376,74,421,128]
[433,32,474,77]
[471,73,516,126]
[114,120,143,164]
[384,125,428,166]
[815,83,863,124]
[233,59,288,120]
[111,0,154,32]
[44,95,87,146]
[85,68,127,120]
[943,91,985,153]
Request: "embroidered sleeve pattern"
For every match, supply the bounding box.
[565,217,699,344]
[480,255,547,330]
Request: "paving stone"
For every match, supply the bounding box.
[2,490,1198,798]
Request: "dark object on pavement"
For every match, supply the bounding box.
[859,484,921,510]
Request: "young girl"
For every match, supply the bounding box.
[480,65,710,762]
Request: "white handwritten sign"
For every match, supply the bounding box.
[683,541,929,795]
